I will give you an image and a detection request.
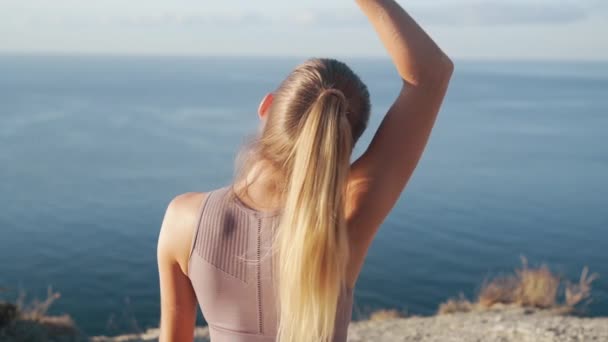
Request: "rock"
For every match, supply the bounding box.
[0,303,18,327]
[346,307,608,342]
[92,308,608,342]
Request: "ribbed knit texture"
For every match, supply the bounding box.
[187,185,355,341]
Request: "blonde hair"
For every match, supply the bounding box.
[235,58,370,342]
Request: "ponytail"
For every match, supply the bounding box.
[275,88,353,342]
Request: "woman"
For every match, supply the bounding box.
[157,0,453,341]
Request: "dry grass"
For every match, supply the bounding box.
[514,261,560,308]
[16,286,63,321]
[1,286,81,341]
[565,267,599,309]
[438,257,599,315]
[477,276,518,308]
[369,309,405,321]
[438,293,475,315]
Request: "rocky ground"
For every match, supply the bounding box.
[347,307,608,342]
[91,307,608,342]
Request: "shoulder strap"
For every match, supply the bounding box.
[186,188,220,276]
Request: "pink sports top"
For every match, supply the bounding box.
[187,185,355,341]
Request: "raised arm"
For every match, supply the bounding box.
[356,0,453,85]
[347,0,454,278]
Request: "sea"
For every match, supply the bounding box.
[0,55,606,336]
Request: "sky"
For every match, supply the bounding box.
[1,0,607,60]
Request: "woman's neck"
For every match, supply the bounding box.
[234,160,284,212]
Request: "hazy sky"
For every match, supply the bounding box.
[1,0,607,60]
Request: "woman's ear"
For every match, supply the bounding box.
[258,93,274,120]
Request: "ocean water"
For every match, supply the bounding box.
[0,55,607,336]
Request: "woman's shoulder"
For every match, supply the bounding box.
[163,192,209,234]
[166,192,208,216]
[158,192,210,275]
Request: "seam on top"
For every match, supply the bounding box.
[191,253,250,284]
[209,322,275,338]
[256,216,264,334]
[187,190,214,278]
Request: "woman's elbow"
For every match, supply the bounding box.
[404,53,454,87]
[442,54,455,79]
[427,53,454,85]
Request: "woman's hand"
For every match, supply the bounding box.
[355,0,453,85]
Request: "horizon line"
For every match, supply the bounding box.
[1,51,607,64]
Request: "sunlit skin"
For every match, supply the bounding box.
[157,1,454,341]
